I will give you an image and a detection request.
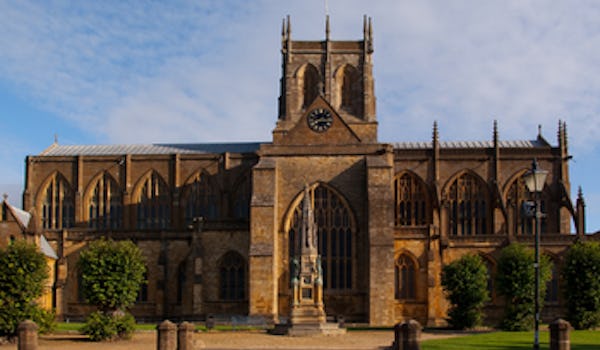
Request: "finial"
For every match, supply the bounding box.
[282,18,286,41]
[537,124,542,137]
[54,134,58,144]
[563,121,568,149]
[367,17,374,53]
[432,121,439,143]
[2,193,7,202]
[325,15,330,40]
[578,186,584,200]
[363,15,367,38]
[287,15,291,36]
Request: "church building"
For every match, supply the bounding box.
[16,17,590,326]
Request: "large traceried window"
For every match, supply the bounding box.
[395,254,416,300]
[446,173,490,236]
[88,173,122,230]
[182,172,218,225]
[288,185,354,290]
[41,173,74,229]
[219,251,246,301]
[394,173,428,226]
[506,175,548,235]
[136,171,171,230]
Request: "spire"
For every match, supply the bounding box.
[432,121,439,146]
[325,15,330,40]
[493,119,498,146]
[367,16,373,53]
[281,18,286,42]
[363,15,367,40]
[563,121,568,151]
[286,15,291,38]
[576,186,586,235]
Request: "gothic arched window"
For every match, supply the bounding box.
[288,185,354,290]
[182,172,218,225]
[340,65,360,114]
[301,64,320,108]
[41,173,74,229]
[136,171,171,230]
[545,259,559,303]
[395,254,416,300]
[232,176,250,220]
[446,173,490,235]
[506,175,548,235]
[219,251,246,301]
[87,173,122,230]
[394,173,428,226]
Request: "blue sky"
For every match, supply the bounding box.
[0,1,599,232]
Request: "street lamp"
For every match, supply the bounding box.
[523,159,548,350]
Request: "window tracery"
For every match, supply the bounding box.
[136,171,170,229]
[446,173,490,235]
[506,175,548,235]
[395,254,416,300]
[88,173,122,230]
[394,173,428,226]
[219,251,246,301]
[182,172,218,224]
[41,173,74,229]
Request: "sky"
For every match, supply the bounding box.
[0,1,599,232]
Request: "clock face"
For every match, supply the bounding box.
[307,108,333,132]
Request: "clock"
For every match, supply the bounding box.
[307,108,333,132]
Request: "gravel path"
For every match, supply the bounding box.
[0,329,462,349]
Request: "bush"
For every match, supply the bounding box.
[562,241,600,329]
[442,254,489,329]
[78,239,145,340]
[496,243,551,331]
[81,311,136,341]
[0,241,55,337]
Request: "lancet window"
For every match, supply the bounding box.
[219,251,246,301]
[446,173,490,235]
[394,173,428,226]
[545,260,559,303]
[301,64,320,108]
[288,185,354,290]
[395,254,416,300]
[88,173,122,230]
[339,64,360,114]
[182,172,218,224]
[41,173,74,229]
[232,176,250,220]
[136,171,170,229]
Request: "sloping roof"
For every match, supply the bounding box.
[5,202,32,230]
[40,142,265,156]
[393,140,547,150]
[39,235,58,259]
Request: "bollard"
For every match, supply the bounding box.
[550,319,571,350]
[400,320,421,350]
[205,314,215,330]
[177,322,195,350]
[392,322,402,350]
[17,320,38,350]
[337,315,345,328]
[157,320,177,350]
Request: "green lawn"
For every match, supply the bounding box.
[422,330,600,350]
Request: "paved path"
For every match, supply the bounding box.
[0,329,462,349]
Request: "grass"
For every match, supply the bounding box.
[421,330,600,350]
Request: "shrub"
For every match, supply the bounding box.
[78,239,145,340]
[496,243,551,331]
[442,254,489,329]
[81,311,135,341]
[562,241,600,329]
[0,241,55,338]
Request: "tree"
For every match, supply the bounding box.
[442,254,489,329]
[562,241,600,329]
[496,243,551,331]
[0,241,55,338]
[78,239,146,341]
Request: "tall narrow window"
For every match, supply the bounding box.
[88,173,122,230]
[302,64,320,108]
[545,260,559,303]
[394,173,428,226]
[288,185,354,290]
[395,255,416,300]
[41,173,74,229]
[339,65,360,114]
[177,261,186,304]
[136,171,170,229]
[219,251,246,301]
[136,271,148,303]
[182,172,218,225]
[232,176,250,220]
[482,256,495,302]
[507,175,548,235]
[446,173,490,235]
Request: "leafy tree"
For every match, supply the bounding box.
[562,241,600,329]
[496,243,551,331]
[78,239,145,341]
[0,240,55,338]
[442,254,489,329]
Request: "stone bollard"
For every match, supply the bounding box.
[157,320,177,350]
[550,319,571,350]
[177,322,195,350]
[17,320,38,350]
[392,320,421,350]
[205,314,215,331]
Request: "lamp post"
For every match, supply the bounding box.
[523,159,548,350]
